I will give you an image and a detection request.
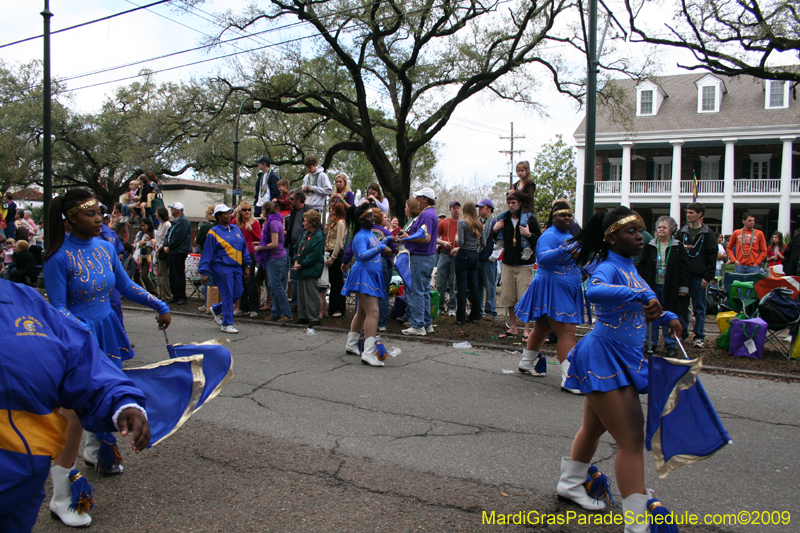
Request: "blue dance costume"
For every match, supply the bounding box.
[564,251,677,394]
[100,223,126,324]
[0,280,146,532]
[44,235,170,368]
[198,224,251,326]
[515,225,584,324]
[342,228,387,298]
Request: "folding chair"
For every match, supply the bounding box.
[755,287,800,360]
[184,253,203,300]
[728,280,759,318]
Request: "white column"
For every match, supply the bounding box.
[621,141,633,207]
[575,145,585,225]
[722,138,737,235]
[778,136,795,236]
[670,141,683,222]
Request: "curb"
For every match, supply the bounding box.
[124,305,800,381]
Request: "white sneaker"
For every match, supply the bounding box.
[210,306,223,326]
[425,325,435,333]
[693,338,705,348]
[249,311,259,318]
[198,305,207,312]
[221,324,238,334]
[447,310,456,317]
[378,326,387,332]
[402,327,426,336]
[233,309,243,316]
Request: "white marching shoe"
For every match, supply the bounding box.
[345,331,361,355]
[49,464,92,527]
[560,359,581,394]
[82,432,123,474]
[518,349,546,376]
[360,336,386,367]
[556,457,607,511]
[622,492,651,533]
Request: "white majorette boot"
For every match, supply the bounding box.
[621,492,650,533]
[345,331,361,356]
[361,337,386,367]
[556,457,607,511]
[82,431,123,474]
[49,464,93,527]
[518,350,546,376]
[560,359,581,394]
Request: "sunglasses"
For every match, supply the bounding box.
[241,208,251,212]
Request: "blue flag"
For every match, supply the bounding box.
[646,354,731,478]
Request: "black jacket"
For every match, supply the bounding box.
[783,233,800,277]
[284,205,311,248]
[167,214,192,254]
[637,237,689,315]
[676,223,717,282]
[498,210,541,266]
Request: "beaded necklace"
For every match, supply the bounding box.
[657,239,671,278]
[683,227,705,258]
[738,228,756,258]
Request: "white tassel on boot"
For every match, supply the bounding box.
[556,457,606,511]
[49,464,92,527]
[622,492,651,533]
[560,359,581,394]
[518,349,546,376]
[361,337,384,367]
[345,331,361,355]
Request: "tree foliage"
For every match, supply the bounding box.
[623,0,800,83]
[531,134,576,223]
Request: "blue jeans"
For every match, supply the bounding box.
[652,284,676,349]
[478,258,497,317]
[268,255,292,319]
[378,260,392,328]
[436,252,456,311]
[410,254,435,329]
[735,265,764,274]
[680,276,707,340]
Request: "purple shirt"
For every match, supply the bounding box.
[256,214,286,266]
[405,206,438,255]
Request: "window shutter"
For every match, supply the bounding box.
[769,160,780,180]
[741,162,750,180]
[602,163,610,181]
[692,161,702,180]
[645,161,655,180]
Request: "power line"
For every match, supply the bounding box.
[0,0,174,50]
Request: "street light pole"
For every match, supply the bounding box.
[42,0,53,245]
[232,97,261,206]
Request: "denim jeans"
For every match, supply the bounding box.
[478,258,497,317]
[652,284,676,349]
[735,265,764,274]
[410,254,435,329]
[436,252,456,311]
[455,250,480,323]
[378,260,392,328]
[680,275,707,340]
[267,255,292,319]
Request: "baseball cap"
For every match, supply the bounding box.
[213,204,232,215]
[477,199,494,209]
[413,187,436,201]
[169,202,185,211]
[449,201,461,208]
[255,156,271,165]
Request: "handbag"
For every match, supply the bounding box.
[757,287,800,325]
[318,252,330,288]
[157,247,169,260]
[728,317,767,359]
[133,246,142,266]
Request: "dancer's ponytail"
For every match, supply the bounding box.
[43,189,95,262]
[570,206,638,267]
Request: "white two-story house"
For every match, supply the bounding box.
[573,70,799,237]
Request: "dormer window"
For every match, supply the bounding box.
[766,80,789,109]
[635,80,666,116]
[695,74,726,113]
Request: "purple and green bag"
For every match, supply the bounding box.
[728,317,767,359]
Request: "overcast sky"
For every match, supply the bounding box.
[2,0,703,188]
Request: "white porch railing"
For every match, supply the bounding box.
[733,179,781,194]
[630,180,671,194]
[680,180,724,195]
[792,179,800,193]
[595,181,620,195]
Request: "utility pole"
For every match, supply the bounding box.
[499,122,525,188]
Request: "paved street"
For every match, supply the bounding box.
[34,308,799,532]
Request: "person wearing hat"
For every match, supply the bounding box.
[397,187,439,336]
[198,204,251,334]
[436,200,461,316]
[254,156,279,218]
[164,202,191,306]
[477,199,498,320]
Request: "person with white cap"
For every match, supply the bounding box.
[396,187,439,336]
[164,202,191,306]
[198,204,251,334]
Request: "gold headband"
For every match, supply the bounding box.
[552,209,573,216]
[603,214,641,237]
[66,199,98,217]
[358,209,374,221]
